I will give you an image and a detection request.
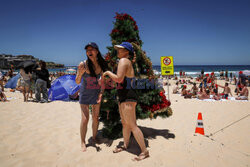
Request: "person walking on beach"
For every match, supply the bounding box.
[33,60,49,103]
[225,70,228,81]
[75,42,108,152]
[220,71,223,79]
[229,72,233,84]
[20,67,32,102]
[201,69,204,79]
[103,42,149,161]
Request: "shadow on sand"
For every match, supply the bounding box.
[86,126,175,156]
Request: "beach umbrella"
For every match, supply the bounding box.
[66,68,76,72]
[16,61,36,69]
[243,70,250,76]
[16,62,24,69]
[23,61,36,68]
[48,75,80,101]
[16,61,38,74]
[4,74,20,89]
[66,68,76,74]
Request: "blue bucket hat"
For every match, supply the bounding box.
[114,42,134,52]
[84,42,99,50]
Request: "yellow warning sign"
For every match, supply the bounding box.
[161,56,174,75]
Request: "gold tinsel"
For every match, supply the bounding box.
[149,107,173,120]
[131,42,155,77]
[150,112,154,119]
[166,107,173,116]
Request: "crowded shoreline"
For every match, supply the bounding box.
[1,65,249,102]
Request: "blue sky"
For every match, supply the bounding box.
[0,0,250,66]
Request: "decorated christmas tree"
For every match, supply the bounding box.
[99,13,172,139]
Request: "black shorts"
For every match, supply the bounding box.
[117,89,137,103]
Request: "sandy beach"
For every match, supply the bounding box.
[0,79,249,167]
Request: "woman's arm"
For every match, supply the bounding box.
[20,69,24,77]
[75,61,86,84]
[103,58,128,83]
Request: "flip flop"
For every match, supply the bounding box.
[113,145,127,153]
[132,150,149,161]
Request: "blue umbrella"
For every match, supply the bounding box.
[48,75,80,101]
[5,74,20,89]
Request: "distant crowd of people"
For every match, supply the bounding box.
[172,70,249,100]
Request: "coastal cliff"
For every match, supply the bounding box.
[0,54,64,69]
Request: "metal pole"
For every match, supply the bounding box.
[167,76,170,101]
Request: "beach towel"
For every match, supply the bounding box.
[198,96,248,102]
[6,97,17,100]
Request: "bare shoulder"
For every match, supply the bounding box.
[119,57,130,63]
[119,58,131,66]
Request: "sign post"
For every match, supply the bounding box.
[161,56,174,101]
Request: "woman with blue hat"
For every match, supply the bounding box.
[76,42,108,152]
[103,42,149,161]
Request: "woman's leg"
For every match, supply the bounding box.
[120,102,148,158]
[119,103,131,148]
[80,104,89,151]
[22,85,27,102]
[35,80,41,101]
[0,94,3,101]
[2,92,7,101]
[92,103,100,141]
[113,103,131,153]
[25,86,30,102]
[41,80,48,101]
[0,81,4,91]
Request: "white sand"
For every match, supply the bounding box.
[0,79,249,167]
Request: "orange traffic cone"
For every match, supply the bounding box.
[195,112,205,135]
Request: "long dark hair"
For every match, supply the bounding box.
[87,51,108,77]
[128,50,134,61]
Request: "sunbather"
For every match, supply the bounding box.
[190,83,198,95]
[236,83,248,100]
[173,82,180,94]
[198,88,210,100]
[217,83,232,99]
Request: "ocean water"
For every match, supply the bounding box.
[48,65,250,77]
